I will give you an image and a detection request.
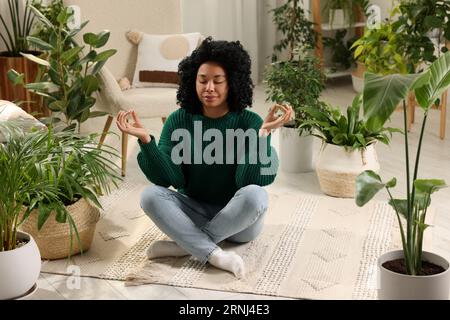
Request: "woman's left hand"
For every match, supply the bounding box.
[260,104,294,134]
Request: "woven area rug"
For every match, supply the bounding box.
[39,174,435,299]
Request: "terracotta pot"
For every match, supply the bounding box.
[0,231,41,300]
[0,52,49,118]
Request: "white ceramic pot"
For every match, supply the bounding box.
[279,126,314,173]
[316,143,379,198]
[351,72,364,93]
[0,231,41,300]
[329,9,346,26]
[378,250,450,300]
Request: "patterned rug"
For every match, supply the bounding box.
[40,175,432,299]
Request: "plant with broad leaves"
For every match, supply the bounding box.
[298,94,400,150]
[0,122,121,254]
[355,51,450,275]
[7,4,116,132]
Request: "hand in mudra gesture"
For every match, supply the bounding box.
[260,104,294,134]
[116,110,150,144]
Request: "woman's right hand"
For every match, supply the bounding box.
[116,110,150,144]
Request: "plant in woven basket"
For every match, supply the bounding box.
[355,51,450,276]
[0,123,121,255]
[299,94,400,151]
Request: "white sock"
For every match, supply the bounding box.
[146,240,189,259]
[208,247,246,279]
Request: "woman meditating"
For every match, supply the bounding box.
[116,37,292,279]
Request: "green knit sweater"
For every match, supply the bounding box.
[137,108,278,205]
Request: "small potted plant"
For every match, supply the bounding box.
[351,17,409,92]
[299,95,398,198]
[355,51,450,299]
[265,50,326,173]
[322,0,354,27]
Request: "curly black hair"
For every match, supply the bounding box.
[177,37,254,114]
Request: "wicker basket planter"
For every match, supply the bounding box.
[316,142,380,198]
[19,198,100,260]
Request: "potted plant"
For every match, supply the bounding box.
[265,50,326,173]
[299,95,398,197]
[18,125,121,259]
[355,51,450,299]
[266,1,322,173]
[0,123,63,299]
[0,0,48,117]
[7,3,116,133]
[351,17,409,92]
[323,29,358,73]
[322,0,354,27]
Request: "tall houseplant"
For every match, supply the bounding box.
[8,4,116,132]
[355,51,450,299]
[264,50,325,173]
[266,0,321,173]
[0,0,47,116]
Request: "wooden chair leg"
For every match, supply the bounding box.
[440,90,447,140]
[97,115,113,148]
[121,131,128,177]
[162,117,167,124]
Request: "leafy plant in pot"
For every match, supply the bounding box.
[0,123,61,299]
[7,3,116,133]
[0,121,121,262]
[264,49,326,173]
[0,0,48,117]
[355,51,450,299]
[299,95,398,198]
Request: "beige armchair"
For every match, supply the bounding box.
[64,0,183,176]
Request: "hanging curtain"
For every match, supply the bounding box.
[181,0,297,84]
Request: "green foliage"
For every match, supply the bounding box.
[351,20,409,75]
[264,51,326,133]
[270,0,316,61]
[355,52,450,275]
[393,0,450,73]
[7,4,116,132]
[323,29,358,70]
[0,123,121,253]
[299,94,398,150]
[0,0,36,56]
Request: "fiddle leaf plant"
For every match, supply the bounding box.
[355,51,450,275]
[7,4,116,132]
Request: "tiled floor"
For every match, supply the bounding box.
[28,77,450,300]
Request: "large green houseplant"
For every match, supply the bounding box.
[0,121,121,261]
[264,49,325,173]
[8,4,116,132]
[355,51,450,299]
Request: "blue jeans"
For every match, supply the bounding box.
[140,184,269,264]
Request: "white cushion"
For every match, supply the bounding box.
[131,32,202,88]
[121,87,179,118]
[0,100,46,142]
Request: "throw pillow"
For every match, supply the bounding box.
[0,100,46,142]
[128,32,202,88]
